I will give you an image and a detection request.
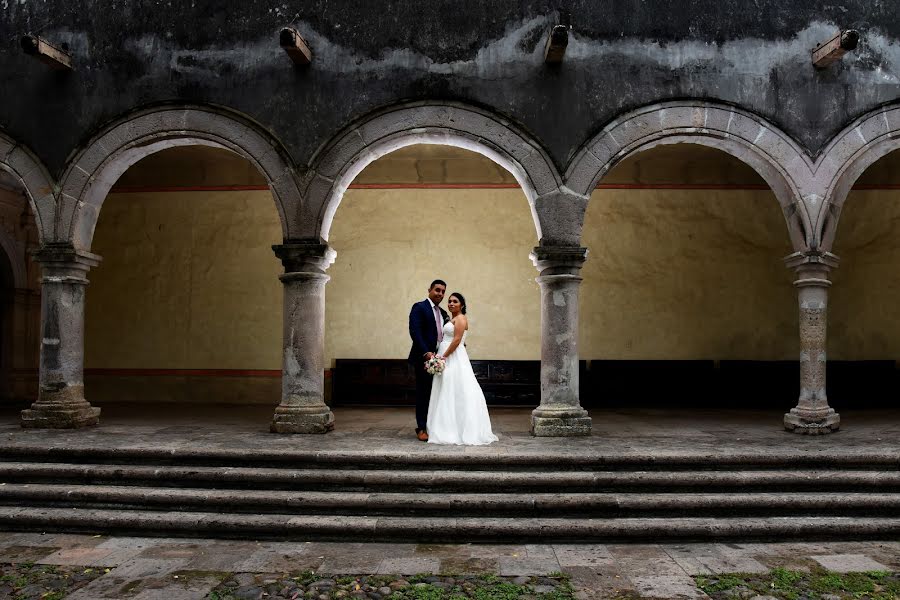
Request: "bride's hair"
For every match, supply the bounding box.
[450,292,467,315]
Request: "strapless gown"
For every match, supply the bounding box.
[427,320,499,445]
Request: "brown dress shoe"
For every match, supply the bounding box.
[417,430,429,442]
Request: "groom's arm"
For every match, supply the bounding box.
[409,304,432,359]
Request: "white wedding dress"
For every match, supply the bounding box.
[427,320,499,445]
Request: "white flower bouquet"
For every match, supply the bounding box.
[425,355,446,376]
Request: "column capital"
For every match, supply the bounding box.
[31,244,101,268]
[783,250,840,271]
[530,245,588,275]
[273,240,336,274]
[31,244,101,285]
[784,251,839,289]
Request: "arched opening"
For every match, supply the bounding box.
[83,145,283,424]
[827,149,900,409]
[0,243,14,402]
[0,170,40,410]
[325,144,543,421]
[579,143,799,411]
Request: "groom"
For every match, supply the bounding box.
[408,279,449,442]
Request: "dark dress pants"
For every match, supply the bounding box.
[413,361,433,431]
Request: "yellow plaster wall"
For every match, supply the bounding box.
[830,190,900,359]
[325,188,540,362]
[581,189,798,360]
[85,190,283,369]
[85,186,806,370]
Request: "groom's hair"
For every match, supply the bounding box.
[429,279,447,289]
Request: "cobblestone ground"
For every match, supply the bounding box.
[1,533,900,599]
[0,562,105,599]
[205,573,574,599]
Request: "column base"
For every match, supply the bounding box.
[784,407,840,435]
[270,406,334,434]
[21,403,100,429]
[531,407,591,437]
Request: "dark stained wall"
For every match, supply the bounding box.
[1,0,899,175]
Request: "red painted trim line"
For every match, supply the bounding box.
[110,185,271,193]
[594,183,770,190]
[85,368,281,378]
[347,183,520,189]
[84,368,334,379]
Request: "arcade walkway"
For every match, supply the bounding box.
[0,405,898,458]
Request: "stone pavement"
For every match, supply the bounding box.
[1,405,899,459]
[1,531,900,599]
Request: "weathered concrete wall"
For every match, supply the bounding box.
[1,1,898,176]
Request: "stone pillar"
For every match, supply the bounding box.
[21,244,101,428]
[783,251,840,434]
[270,242,336,434]
[529,245,591,436]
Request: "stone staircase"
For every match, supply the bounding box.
[0,446,897,541]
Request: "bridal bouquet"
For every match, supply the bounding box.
[425,355,446,376]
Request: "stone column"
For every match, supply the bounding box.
[21,244,101,428]
[529,245,591,436]
[783,251,840,434]
[270,242,336,434]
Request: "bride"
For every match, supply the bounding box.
[427,292,499,445]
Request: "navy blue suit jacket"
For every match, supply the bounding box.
[408,299,449,363]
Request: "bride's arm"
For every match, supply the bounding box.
[441,316,467,358]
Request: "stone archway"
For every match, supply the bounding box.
[0,135,51,416]
[564,101,841,434]
[0,239,16,402]
[565,101,814,253]
[816,104,900,252]
[276,102,593,436]
[57,105,302,251]
[22,106,304,428]
[0,132,54,246]
[812,103,900,422]
[302,101,564,244]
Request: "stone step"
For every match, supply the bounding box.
[2,484,900,518]
[0,445,895,471]
[3,462,900,492]
[0,507,899,542]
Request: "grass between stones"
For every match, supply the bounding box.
[0,561,108,599]
[206,571,577,599]
[694,567,900,600]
